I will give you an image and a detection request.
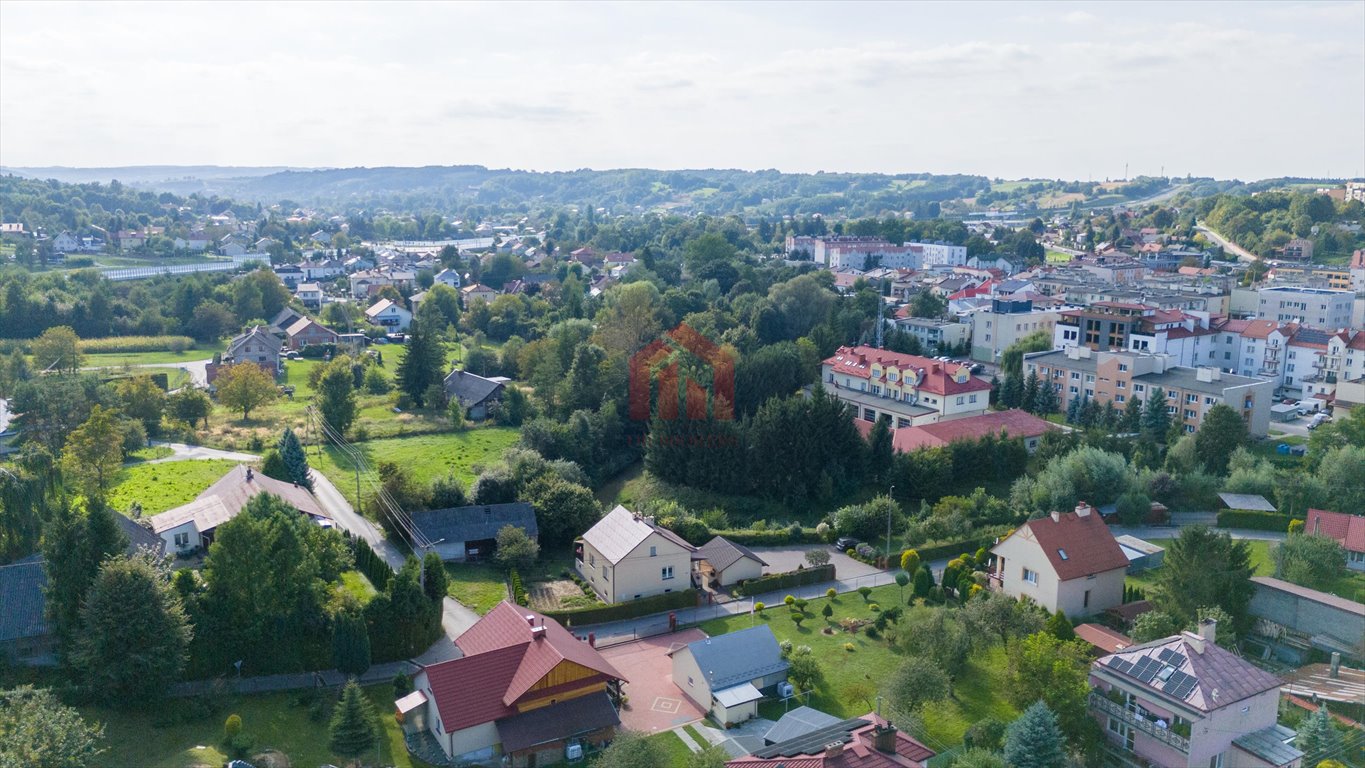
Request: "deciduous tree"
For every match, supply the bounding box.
[215,363,278,420]
[0,685,104,768]
[115,376,165,436]
[1274,534,1346,591]
[32,325,82,374]
[1194,404,1248,475]
[887,655,950,714]
[61,405,124,498]
[317,357,358,435]
[495,524,540,569]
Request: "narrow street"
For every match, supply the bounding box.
[146,440,258,464]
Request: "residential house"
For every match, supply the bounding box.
[696,536,767,588]
[207,325,283,384]
[147,465,331,555]
[1023,347,1276,437]
[51,231,80,253]
[399,603,625,766]
[0,556,52,664]
[989,502,1128,617]
[575,506,697,604]
[294,282,324,311]
[365,298,412,332]
[270,307,306,334]
[821,346,991,429]
[221,242,247,257]
[1281,237,1314,261]
[1089,621,1301,768]
[443,369,505,421]
[1248,576,1365,664]
[410,503,538,562]
[1304,508,1365,571]
[349,268,415,299]
[860,408,1057,453]
[727,713,934,768]
[274,264,304,288]
[970,296,1069,364]
[301,259,346,281]
[284,317,338,350]
[434,268,462,289]
[670,626,789,726]
[462,283,499,305]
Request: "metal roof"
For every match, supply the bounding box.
[1232,724,1303,768]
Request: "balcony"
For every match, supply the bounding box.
[1089,692,1190,754]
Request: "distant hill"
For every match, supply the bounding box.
[0,165,312,186]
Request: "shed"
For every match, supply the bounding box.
[670,626,788,727]
[1114,534,1165,573]
[1217,493,1277,513]
[409,503,538,562]
[1271,403,1300,422]
[697,536,768,587]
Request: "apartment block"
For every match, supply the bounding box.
[891,316,971,353]
[970,297,1068,363]
[1256,286,1353,329]
[1024,347,1275,437]
[822,346,991,428]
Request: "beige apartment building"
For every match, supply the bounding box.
[1024,347,1276,437]
[970,297,1067,363]
[822,346,991,428]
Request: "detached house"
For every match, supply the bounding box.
[1089,621,1301,768]
[207,326,283,384]
[443,369,505,421]
[147,465,330,554]
[463,283,499,305]
[670,626,789,726]
[575,506,697,603]
[989,502,1128,617]
[284,317,338,350]
[399,603,626,766]
[1304,508,1365,571]
[365,298,412,332]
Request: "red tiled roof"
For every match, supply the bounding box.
[824,346,990,396]
[1075,623,1132,654]
[1239,320,1282,340]
[1305,509,1365,553]
[423,602,626,732]
[1000,508,1129,581]
[881,410,1056,452]
[1349,332,1365,351]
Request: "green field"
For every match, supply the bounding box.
[106,459,242,516]
[83,685,431,768]
[643,729,696,764]
[699,584,1018,750]
[445,561,511,614]
[313,428,520,508]
[1126,538,1365,603]
[79,342,224,368]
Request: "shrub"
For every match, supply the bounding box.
[784,595,796,606]
[392,672,412,697]
[827,588,837,599]
[858,586,872,600]
[224,714,242,738]
[541,590,695,625]
[805,549,831,567]
[792,613,806,627]
[735,564,834,596]
[1217,510,1295,531]
[822,603,833,619]
[1288,519,1304,534]
[900,549,920,573]
[869,603,881,612]
[816,521,833,542]
[779,639,793,656]
[843,642,855,652]
[754,602,765,613]
[794,598,808,612]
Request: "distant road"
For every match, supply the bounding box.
[1194,220,1257,263]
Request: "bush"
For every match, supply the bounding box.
[826,587,837,599]
[709,527,823,547]
[392,672,412,697]
[843,642,855,652]
[540,589,696,625]
[509,569,529,606]
[755,602,765,613]
[1288,519,1304,534]
[1216,510,1295,531]
[224,714,242,738]
[822,603,833,619]
[784,595,796,606]
[735,564,835,597]
[858,586,873,600]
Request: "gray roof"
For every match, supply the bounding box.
[1233,724,1303,768]
[685,626,788,690]
[0,556,48,642]
[495,691,618,753]
[1218,493,1277,512]
[443,369,505,408]
[1096,632,1283,712]
[116,514,167,557]
[1025,349,1271,396]
[753,718,873,759]
[1251,576,1365,617]
[698,536,768,573]
[410,503,537,545]
[226,325,283,358]
[764,706,843,745]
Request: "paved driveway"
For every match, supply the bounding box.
[751,545,882,580]
[598,629,709,734]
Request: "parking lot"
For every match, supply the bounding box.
[752,545,883,581]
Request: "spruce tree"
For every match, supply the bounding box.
[1065,393,1081,424]
[1122,396,1143,433]
[328,679,378,762]
[318,357,358,435]
[276,428,312,490]
[396,318,446,407]
[1034,379,1059,415]
[1001,372,1023,409]
[1142,388,1170,441]
[1297,706,1343,765]
[868,415,893,483]
[1003,701,1066,768]
[1021,371,1040,414]
[1045,609,1074,641]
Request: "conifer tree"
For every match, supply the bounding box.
[1297,706,1343,765]
[1142,388,1170,441]
[396,318,446,407]
[329,679,378,762]
[1033,378,1059,415]
[331,610,372,676]
[277,428,312,490]
[1003,701,1066,768]
[1021,371,1040,414]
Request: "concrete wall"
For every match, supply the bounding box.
[1054,567,1126,618]
[1249,581,1365,660]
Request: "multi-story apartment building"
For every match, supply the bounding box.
[1024,347,1276,436]
[784,235,967,269]
[1053,302,1155,353]
[970,297,1069,363]
[1281,237,1314,261]
[1089,621,1301,768]
[891,316,971,353]
[822,346,991,428]
[1268,264,1352,291]
[1256,286,1353,329]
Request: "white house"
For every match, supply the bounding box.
[148,466,330,554]
[295,282,324,310]
[52,231,80,253]
[669,626,789,727]
[696,536,767,588]
[365,298,412,332]
[462,283,498,305]
[574,506,696,604]
[435,268,462,289]
[989,502,1129,617]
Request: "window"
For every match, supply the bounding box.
[661,566,675,580]
[1134,383,1145,393]
[1069,385,1079,394]
[1022,568,1038,584]
[649,546,657,557]
[589,554,596,566]
[969,394,978,403]
[1209,753,1225,768]
[1084,589,1091,608]
[956,396,964,405]
[1117,381,1126,389]
[601,566,608,579]
[174,532,190,548]
[1118,363,1129,372]
[1116,394,1125,403]
[1071,371,1080,380]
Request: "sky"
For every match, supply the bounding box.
[2,1,1362,181]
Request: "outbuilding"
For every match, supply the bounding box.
[669,626,789,727]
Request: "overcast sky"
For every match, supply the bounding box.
[2,1,1362,180]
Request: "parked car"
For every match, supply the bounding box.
[834,536,860,552]
[1307,413,1329,430]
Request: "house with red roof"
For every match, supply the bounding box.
[1305,508,1365,571]
[821,346,991,428]
[853,408,1057,453]
[399,602,626,766]
[725,711,934,768]
[989,502,1128,617]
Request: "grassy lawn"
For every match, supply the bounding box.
[337,570,379,604]
[445,561,510,613]
[126,445,175,463]
[79,343,224,367]
[700,584,1017,750]
[1126,538,1365,603]
[83,685,430,768]
[314,428,520,508]
[642,729,695,763]
[106,459,242,515]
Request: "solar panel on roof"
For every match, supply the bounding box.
[1111,659,1134,674]
[1131,657,1157,677]
[1158,649,1175,663]
[1166,652,1186,668]
[1135,659,1160,683]
[1162,671,1189,694]
[1170,678,1197,700]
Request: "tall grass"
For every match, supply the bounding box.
[79,335,196,353]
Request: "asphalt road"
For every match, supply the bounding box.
[146,441,258,464]
[1194,220,1256,263]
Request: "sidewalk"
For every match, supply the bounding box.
[170,659,421,697]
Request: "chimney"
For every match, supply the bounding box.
[525,614,536,627]
[872,723,898,754]
[1050,509,1062,522]
[823,742,846,758]
[530,625,546,641]
[1199,617,1217,647]
[1075,502,1092,518]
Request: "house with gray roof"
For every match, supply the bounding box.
[0,555,53,665]
[670,625,789,727]
[410,502,538,562]
[443,368,505,421]
[575,505,697,604]
[697,535,767,587]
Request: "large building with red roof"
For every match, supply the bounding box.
[989,502,1129,617]
[1305,508,1365,571]
[853,408,1057,453]
[399,602,626,766]
[821,346,991,428]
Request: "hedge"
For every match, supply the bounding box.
[1216,510,1295,532]
[541,589,696,626]
[911,527,1011,564]
[709,527,823,547]
[352,537,392,591]
[735,563,835,597]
